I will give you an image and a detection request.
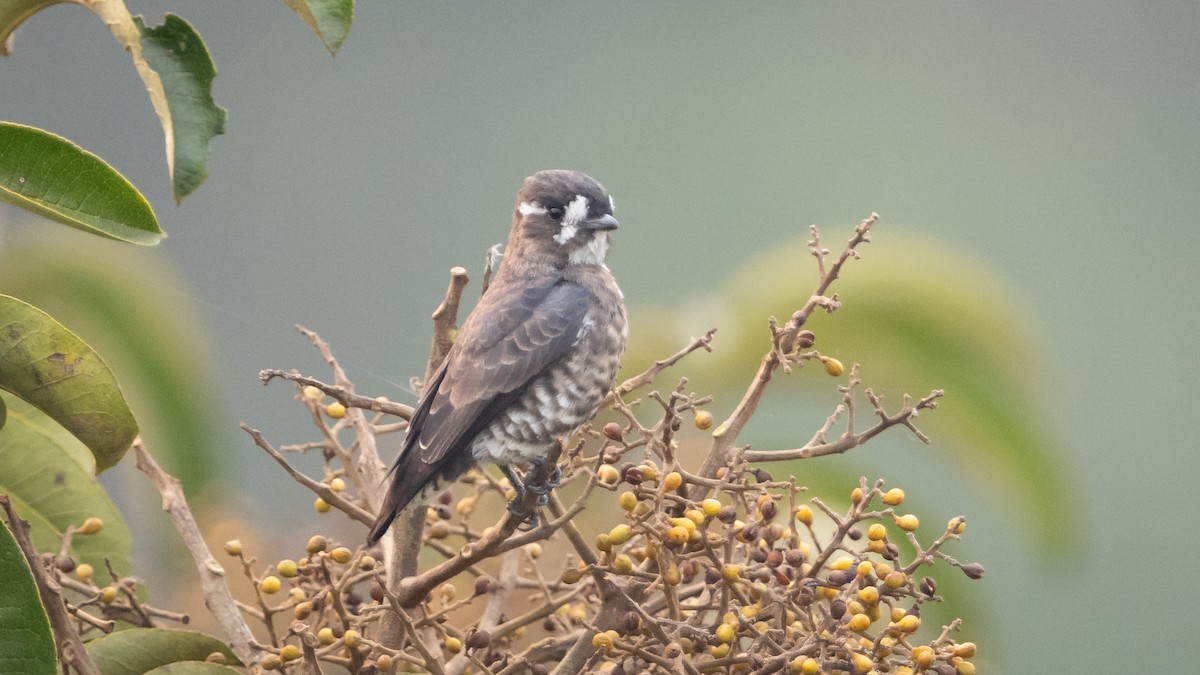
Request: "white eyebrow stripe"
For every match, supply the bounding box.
[518,201,546,216]
[609,195,615,213]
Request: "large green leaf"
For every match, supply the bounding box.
[132,14,227,203]
[0,516,57,675]
[0,123,162,245]
[85,629,239,675]
[0,294,138,472]
[284,0,353,55]
[0,238,226,499]
[0,393,133,578]
[626,232,1074,558]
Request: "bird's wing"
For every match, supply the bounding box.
[369,279,590,541]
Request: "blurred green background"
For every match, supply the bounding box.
[2,2,1197,672]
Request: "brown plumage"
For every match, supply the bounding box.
[368,170,627,543]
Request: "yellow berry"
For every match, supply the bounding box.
[608,524,632,546]
[223,539,243,557]
[701,498,722,516]
[850,652,872,673]
[329,477,346,493]
[317,627,335,645]
[292,602,313,619]
[313,497,331,513]
[259,576,281,594]
[882,488,905,506]
[618,491,638,511]
[856,561,874,578]
[857,586,879,604]
[850,487,864,504]
[740,604,760,619]
[956,661,976,675]
[289,588,306,603]
[694,410,714,430]
[867,523,888,541]
[325,401,346,419]
[670,517,696,534]
[277,559,299,578]
[867,539,886,553]
[848,613,871,631]
[912,645,935,668]
[663,471,683,492]
[343,629,362,648]
[444,636,462,653]
[885,571,907,589]
[949,516,967,534]
[639,464,659,482]
[715,622,736,644]
[800,657,820,674]
[894,514,920,531]
[954,642,977,658]
[280,644,301,662]
[612,554,634,574]
[710,643,730,659]
[359,555,377,571]
[684,509,705,526]
[306,535,327,553]
[721,563,743,584]
[663,565,681,586]
[302,385,321,400]
[78,517,104,535]
[260,654,282,671]
[830,557,853,571]
[592,632,613,650]
[329,547,352,564]
[377,654,395,672]
[824,357,844,377]
[99,586,118,604]
[795,505,814,526]
[75,563,94,582]
[597,465,621,485]
[896,614,921,633]
[665,525,689,545]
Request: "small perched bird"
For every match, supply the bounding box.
[368,170,627,543]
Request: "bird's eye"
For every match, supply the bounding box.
[547,206,564,221]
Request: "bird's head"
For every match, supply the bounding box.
[508,170,618,268]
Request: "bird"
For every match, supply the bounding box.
[368,169,627,544]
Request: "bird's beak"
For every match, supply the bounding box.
[583,214,619,231]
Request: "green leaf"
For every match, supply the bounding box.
[144,662,242,675]
[0,239,227,499]
[85,629,239,675]
[0,516,58,675]
[284,0,353,55]
[0,123,163,245]
[133,14,227,203]
[0,0,65,56]
[0,294,138,472]
[0,394,134,578]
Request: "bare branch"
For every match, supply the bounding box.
[241,424,376,526]
[130,440,263,666]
